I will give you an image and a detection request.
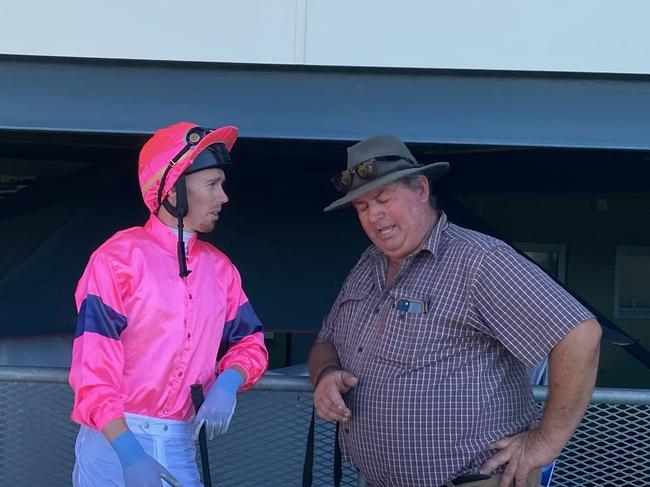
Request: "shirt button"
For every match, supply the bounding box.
[187,333,191,339]
[144,422,150,429]
[162,425,168,431]
[345,428,350,434]
[373,306,380,314]
[357,346,363,353]
[178,371,183,377]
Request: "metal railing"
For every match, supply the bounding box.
[1,366,648,486]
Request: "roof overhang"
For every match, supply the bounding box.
[1,54,650,150]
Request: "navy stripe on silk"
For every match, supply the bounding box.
[74,294,128,340]
[218,302,263,359]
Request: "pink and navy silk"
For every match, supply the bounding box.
[69,215,268,431]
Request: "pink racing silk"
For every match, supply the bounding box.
[69,215,268,431]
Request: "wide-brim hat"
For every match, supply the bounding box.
[138,121,238,213]
[324,135,449,212]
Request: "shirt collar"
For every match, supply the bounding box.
[367,210,449,262]
[420,211,448,259]
[144,214,197,255]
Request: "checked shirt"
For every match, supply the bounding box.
[318,212,594,487]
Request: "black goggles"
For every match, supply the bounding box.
[156,127,212,208]
[172,127,212,165]
[331,155,419,193]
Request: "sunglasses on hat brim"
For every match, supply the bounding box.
[331,155,420,193]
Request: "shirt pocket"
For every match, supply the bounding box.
[332,283,374,354]
[378,305,433,368]
[378,293,467,370]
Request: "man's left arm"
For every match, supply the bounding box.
[481,318,601,487]
[216,264,269,389]
[192,265,268,439]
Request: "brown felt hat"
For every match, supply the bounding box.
[324,134,449,212]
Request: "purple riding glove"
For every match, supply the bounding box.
[110,429,181,487]
[192,368,244,440]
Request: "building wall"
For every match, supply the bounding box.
[455,191,650,388]
[2,1,650,74]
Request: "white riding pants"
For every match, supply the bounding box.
[72,412,203,487]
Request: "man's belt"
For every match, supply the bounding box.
[441,473,492,486]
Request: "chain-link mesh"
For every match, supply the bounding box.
[551,402,650,487]
[0,381,356,487]
[202,391,357,487]
[0,372,648,487]
[0,381,76,486]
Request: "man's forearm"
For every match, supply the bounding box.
[308,341,341,385]
[539,318,601,454]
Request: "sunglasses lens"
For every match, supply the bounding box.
[355,161,376,179]
[332,170,353,192]
[340,171,352,189]
[330,176,341,192]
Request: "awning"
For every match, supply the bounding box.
[1,54,650,150]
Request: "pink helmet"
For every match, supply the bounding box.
[138,121,238,214]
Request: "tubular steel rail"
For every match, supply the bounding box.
[1,366,648,486]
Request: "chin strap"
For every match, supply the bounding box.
[162,175,191,278]
[155,135,230,279]
[175,214,191,278]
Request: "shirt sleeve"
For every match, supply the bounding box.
[69,251,127,431]
[217,265,268,391]
[317,286,346,344]
[317,259,372,345]
[468,244,595,368]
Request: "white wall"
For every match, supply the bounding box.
[305,0,650,74]
[0,0,305,64]
[1,0,649,74]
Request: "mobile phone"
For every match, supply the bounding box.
[395,298,426,314]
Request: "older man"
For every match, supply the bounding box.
[308,135,601,487]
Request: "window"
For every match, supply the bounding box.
[614,246,650,319]
[515,243,567,284]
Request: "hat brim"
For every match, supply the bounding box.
[323,161,449,212]
[183,126,238,171]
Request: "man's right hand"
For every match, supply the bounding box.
[313,368,358,422]
[110,430,182,487]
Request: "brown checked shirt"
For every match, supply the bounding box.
[318,212,594,487]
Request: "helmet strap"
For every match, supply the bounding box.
[162,176,191,277]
